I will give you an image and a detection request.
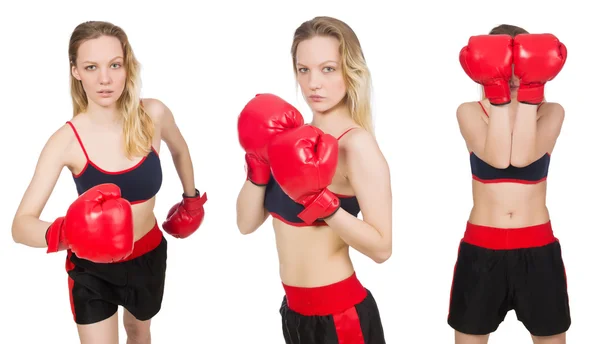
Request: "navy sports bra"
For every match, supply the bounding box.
[67,121,162,204]
[470,102,550,184]
[264,127,361,226]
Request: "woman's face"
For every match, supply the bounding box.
[510,64,520,97]
[71,35,127,109]
[295,35,347,114]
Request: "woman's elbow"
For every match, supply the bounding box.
[11,230,20,244]
[509,154,536,168]
[487,157,510,169]
[509,160,528,168]
[236,216,261,235]
[11,219,23,244]
[481,150,511,169]
[372,246,392,264]
[236,221,255,235]
[236,206,268,235]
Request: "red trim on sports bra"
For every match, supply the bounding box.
[477,101,488,117]
[66,121,157,177]
[331,127,360,199]
[472,175,548,184]
[66,121,90,160]
[337,127,360,140]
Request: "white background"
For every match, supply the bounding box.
[1,0,598,343]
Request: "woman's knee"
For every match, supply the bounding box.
[77,312,119,344]
[531,332,566,344]
[123,316,151,343]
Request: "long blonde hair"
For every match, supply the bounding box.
[68,21,154,158]
[291,16,374,135]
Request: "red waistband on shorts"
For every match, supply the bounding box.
[463,221,556,250]
[282,272,367,316]
[117,220,163,262]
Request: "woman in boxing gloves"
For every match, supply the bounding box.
[236,16,392,343]
[11,21,206,344]
[448,24,570,344]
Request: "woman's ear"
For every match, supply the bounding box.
[71,64,82,81]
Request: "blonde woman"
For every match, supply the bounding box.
[236,16,391,343]
[11,21,206,344]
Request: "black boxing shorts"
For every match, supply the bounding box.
[280,272,386,344]
[65,221,167,325]
[447,221,570,336]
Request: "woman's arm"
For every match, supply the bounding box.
[511,102,565,166]
[145,99,197,196]
[12,126,70,247]
[457,102,512,168]
[236,180,269,235]
[324,130,392,264]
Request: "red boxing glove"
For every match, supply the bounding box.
[460,34,514,105]
[46,183,134,263]
[513,34,567,105]
[238,93,305,186]
[162,190,207,238]
[268,125,340,224]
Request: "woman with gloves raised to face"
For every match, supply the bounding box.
[448,24,570,344]
[236,16,392,344]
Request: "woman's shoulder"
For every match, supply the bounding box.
[38,120,81,160]
[538,101,565,126]
[539,101,564,114]
[338,126,379,154]
[141,98,170,123]
[457,100,485,114]
[456,100,487,124]
[52,118,80,141]
[337,126,389,175]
